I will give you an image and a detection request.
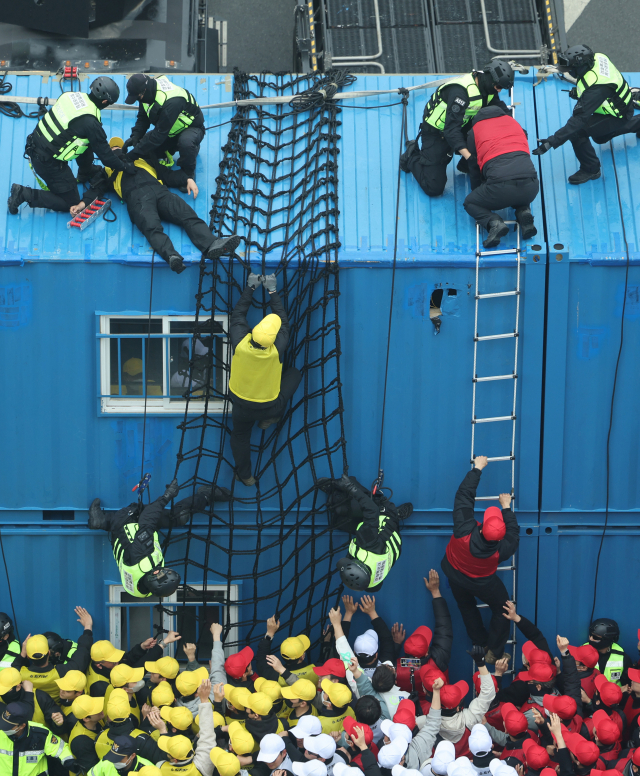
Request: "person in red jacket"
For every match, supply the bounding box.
[441,456,520,663]
[463,105,539,248]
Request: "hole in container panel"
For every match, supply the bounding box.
[526,527,533,535]
[43,510,75,520]
[430,289,443,313]
[531,244,542,251]
[554,244,564,250]
[447,289,457,296]
[545,526,553,534]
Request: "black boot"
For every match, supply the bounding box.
[88,498,107,530]
[7,184,27,215]
[235,472,256,486]
[169,255,186,274]
[159,478,180,507]
[397,502,413,520]
[258,417,280,430]
[568,168,601,185]
[197,484,232,503]
[483,218,509,249]
[399,140,418,173]
[515,206,537,240]
[206,235,241,260]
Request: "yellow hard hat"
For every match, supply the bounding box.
[252,314,281,347]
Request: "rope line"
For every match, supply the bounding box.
[139,251,155,491]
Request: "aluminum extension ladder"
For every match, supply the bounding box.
[470,219,521,675]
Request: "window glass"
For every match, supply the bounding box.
[169,320,225,401]
[109,318,163,397]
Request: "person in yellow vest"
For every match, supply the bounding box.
[316,679,355,734]
[74,138,240,275]
[151,681,176,712]
[221,686,252,727]
[104,665,146,724]
[228,720,256,759]
[174,668,212,717]
[0,670,65,733]
[532,46,640,184]
[255,617,317,690]
[158,706,194,739]
[8,77,135,215]
[0,613,21,673]
[20,607,94,703]
[96,690,162,763]
[280,679,319,724]
[244,693,285,744]
[56,669,89,736]
[399,61,513,197]
[253,678,285,718]
[210,748,245,776]
[140,657,181,707]
[87,637,171,699]
[68,694,106,773]
[123,74,205,180]
[228,273,302,486]
[90,735,157,776]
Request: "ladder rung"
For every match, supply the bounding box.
[477,248,520,257]
[474,374,516,382]
[497,565,515,571]
[474,495,501,500]
[472,415,515,424]
[475,332,518,341]
[476,291,519,299]
[486,455,514,462]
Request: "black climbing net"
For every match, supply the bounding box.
[162,70,351,654]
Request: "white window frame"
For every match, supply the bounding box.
[99,313,228,415]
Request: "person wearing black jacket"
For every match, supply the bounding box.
[464,106,539,249]
[0,673,65,735]
[228,272,302,486]
[342,595,396,676]
[441,456,519,663]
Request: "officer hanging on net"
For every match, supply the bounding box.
[7,78,135,215]
[399,61,514,198]
[533,46,640,184]
[88,478,231,599]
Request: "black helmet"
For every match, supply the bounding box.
[90,77,120,106]
[589,618,620,646]
[483,59,515,90]
[144,568,180,597]
[557,45,595,72]
[0,613,14,639]
[43,632,65,655]
[336,557,371,592]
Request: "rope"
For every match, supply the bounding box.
[0,72,48,120]
[590,141,631,622]
[139,251,155,493]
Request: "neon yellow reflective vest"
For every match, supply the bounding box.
[424,73,486,131]
[144,76,200,137]
[277,663,318,688]
[582,640,626,685]
[229,333,283,403]
[576,54,631,117]
[112,523,164,598]
[0,722,72,776]
[105,158,162,200]
[0,639,20,671]
[318,707,355,734]
[86,664,110,696]
[34,92,101,161]
[95,730,150,761]
[348,515,402,588]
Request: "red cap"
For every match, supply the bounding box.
[313,658,346,678]
[540,769,557,776]
[419,664,446,692]
[543,694,577,720]
[502,702,528,736]
[473,670,498,695]
[224,646,254,679]
[564,732,600,766]
[628,668,640,684]
[404,626,432,658]
[567,645,599,669]
[523,738,550,769]
[632,750,640,767]
[343,715,373,745]
[520,663,555,683]
[440,680,469,709]
[393,699,416,730]
[529,648,553,666]
[592,710,620,745]
[482,506,506,541]
[522,641,536,661]
[594,674,623,706]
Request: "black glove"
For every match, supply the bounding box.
[569,87,578,100]
[262,273,277,293]
[338,474,358,496]
[247,272,261,290]
[467,645,486,666]
[63,761,80,772]
[123,162,137,176]
[532,139,554,156]
[122,137,137,152]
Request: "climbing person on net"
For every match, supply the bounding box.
[323,474,413,592]
[88,479,231,598]
[228,271,302,487]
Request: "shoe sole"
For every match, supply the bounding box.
[483,225,509,249]
[235,474,256,486]
[568,172,601,185]
[208,235,241,260]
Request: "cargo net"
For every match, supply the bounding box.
[162,70,351,655]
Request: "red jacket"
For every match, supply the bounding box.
[473,113,530,170]
[446,529,500,578]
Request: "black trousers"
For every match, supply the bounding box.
[25,152,82,212]
[406,128,454,198]
[156,126,205,178]
[447,573,510,655]
[463,178,539,230]
[230,367,303,480]
[103,492,209,536]
[125,185,215,264]
[571,112,640,173]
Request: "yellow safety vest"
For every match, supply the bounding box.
[576,54,631,117]
[144,77,200,137]
[159,763,200,776]
[277,664,318,688]
[348,515,402,589]
[68,721,102,775]
[582,641,626,685]
[0,690,44,725]
[0,722,72,776]
[318,707,355,734]
[0,640,21,671]
[34,92,102,161]
[105,158,162,200]
[95,728,147,760]
[229,334,282,403]
[103,685,141,724]
[86,664,111,697]
[20,666,62,703]
[279,705,319,722]
[424,73,487,131]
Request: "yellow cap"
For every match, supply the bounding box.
[91,640,125,663]
[321,677,352,708]
[138,768,162,776]
[228,720,255,755]
[157,734,194,761]
[211,748,241,776]
[72,695,104,719]
[281,678,317,702]
[224,684,252,711]
[254,677,282,701]
[246,692,273,717]
[107,688,131,722]
[175,666,209,697]
[0,668,22,694]
[151,681,175,707]
[26,635,49,659]
[280,635,311,661]
[160,705,193,731]
[55,670,87,693]
[110,664,144,688]
[109,136,125,149]
[123,358,143,376]
[213,711,225,728]
[252,314,281,347]
[145,656,179,680]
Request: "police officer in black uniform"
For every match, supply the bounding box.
[0,614,21,673]
[533,45,640,183]
[8,77,135,214]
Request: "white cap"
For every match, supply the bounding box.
[381,722,412,744]
[354,629,379,657]
[447,758,477,776]
[378,738,409,768]
[303,734,336,760]
[289,716,322,738]
[256,734,285,762]
[469,724,493,756]
[334,765,363,776]
[489,762,518,776]
[292,763,328,776]
[431,741,456,776]
[392,766,423,776]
